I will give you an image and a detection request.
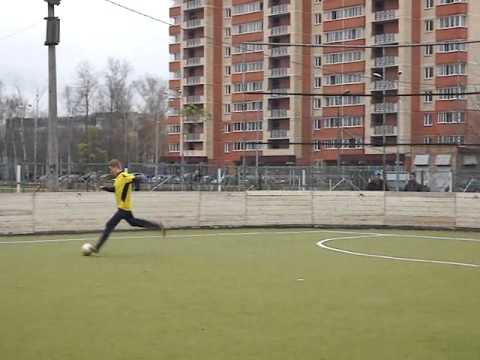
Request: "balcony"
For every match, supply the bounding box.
[270,25,289,36]
[373,102,399,114]
[184,18,204,29]
[374,33,398,45]
[184,133,205,142]
[270,109,289,119]
[374,9,399,22]
[374,56,398,67]
[270,46,289,57]
[167,108,180,117]
[184,57,204,67]
[184,95,204,104]
[269,88,290,98]
[184,116,204,123]
[269,129,289,139]
[184,76,204,86]
[184,0,203,11]
[372,80,398,91]
[183,150,204,157]
[184,38,205,48]
[269,68,289,78]
[372,125,398,136]
[270,4,289,16]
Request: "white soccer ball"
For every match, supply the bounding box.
[81,243,95,256]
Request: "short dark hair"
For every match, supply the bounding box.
[109,159,122,169]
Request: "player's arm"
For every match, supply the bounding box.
[120,174,135,201]
[100,185,115,192]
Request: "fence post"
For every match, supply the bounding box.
[16,165,22,193]
[217,168,222,192]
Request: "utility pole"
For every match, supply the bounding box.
[34,91,40,180]
[44,0,61,191]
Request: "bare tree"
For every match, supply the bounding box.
[75,61,98,133]
[133,75,167,164]
[104,58,133,160]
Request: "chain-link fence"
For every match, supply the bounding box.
[4,162,479,193]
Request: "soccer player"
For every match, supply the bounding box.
[90,159,165,254]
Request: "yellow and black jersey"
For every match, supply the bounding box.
[103,171,136,211]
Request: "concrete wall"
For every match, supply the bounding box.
[1,191,479,235]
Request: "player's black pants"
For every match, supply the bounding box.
[96,209,161,251]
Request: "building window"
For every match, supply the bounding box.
[437,62,466,76]
[437,111,465,124]
[425,19,434,32]
[224,103,231,114]
[232,1,262,16]
[325,28,364,43]
[314,13,322,25]
[424,45,434,56]
[425,0,434,9]
[325,6,364,21]
[168,144,180,153]
[324,51,364,65]
[225,85,231,95]
[437,41,467,53]
[314,56,322,67]
[312,97,322,109]
[224,47,231,57]
[424,66,434,79]
[314,77,322,88]
[168,124,181,134]
[424,92,433,103]
[232,21,263,35]
[224,143,231,153]
[224,8,231,18]
[438,14,466,29]
[423,113,433,126]
[225,66,231,76]
[424,136,433,144]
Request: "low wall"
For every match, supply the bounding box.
[1,191,479,235]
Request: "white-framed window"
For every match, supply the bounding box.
[224,103,231,114]
[224,27,231,37]
[423,113,433,126]
[232,101,262,112]
[312,97,322,109]
[324,51,364,64]
[324,95,362,107]
[314,34,322,45]
[438,135,464,144]
[424,92,433,103]
[437,62,466,76]
[438,14,466,29]
[437,41,467,53]
[232,1,262,15]
[314,13,322,25]
[323,116,363,128]
[168,124,181,134]
[438,111,465,124]
[325,27,364,43]
[232,141,262,152]
[438,86,466,100]
[324,72,363,85]
[314,56,322,67]
[224,46,231,57]
[424,136,433,144]
[439,0,467,4]
[232,61,263,73]
[168,144,180,153]
[424,45,434,56]
[224,143,230,153]
[224,85,231,95]
[425,19,434,32]
[424,66,434,79]
[425,0,434,9]
[314,77,322,88]
[314,118,322,130]
[232,81,263,93]
[225,66,231,76]
[324,6,364,21]
[228,121,263,132]
[232,21,263,35]
[232,42,263,54]
[224,8,231,18]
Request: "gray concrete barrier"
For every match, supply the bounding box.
[0,191,476,235]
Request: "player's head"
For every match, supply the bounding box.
[109,159,123,175]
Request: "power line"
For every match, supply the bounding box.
[247,91,480,97]
[0,22,42,41]
[244,39,480,49]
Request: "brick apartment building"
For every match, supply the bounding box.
[167,0,480,168]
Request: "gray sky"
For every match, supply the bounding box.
[0,0,171,110]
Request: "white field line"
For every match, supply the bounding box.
[0,229,332,246]
[317,234,480,269]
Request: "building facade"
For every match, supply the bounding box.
[168,0,480,167]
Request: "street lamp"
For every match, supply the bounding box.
[44,0,61,191]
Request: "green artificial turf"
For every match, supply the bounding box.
[0,228,479,360]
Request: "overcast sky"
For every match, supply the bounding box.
[0,0,171,110]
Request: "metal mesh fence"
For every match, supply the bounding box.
[2,162,480,193]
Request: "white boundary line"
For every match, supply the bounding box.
[0,229,330,245]
[317,234,480,269]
